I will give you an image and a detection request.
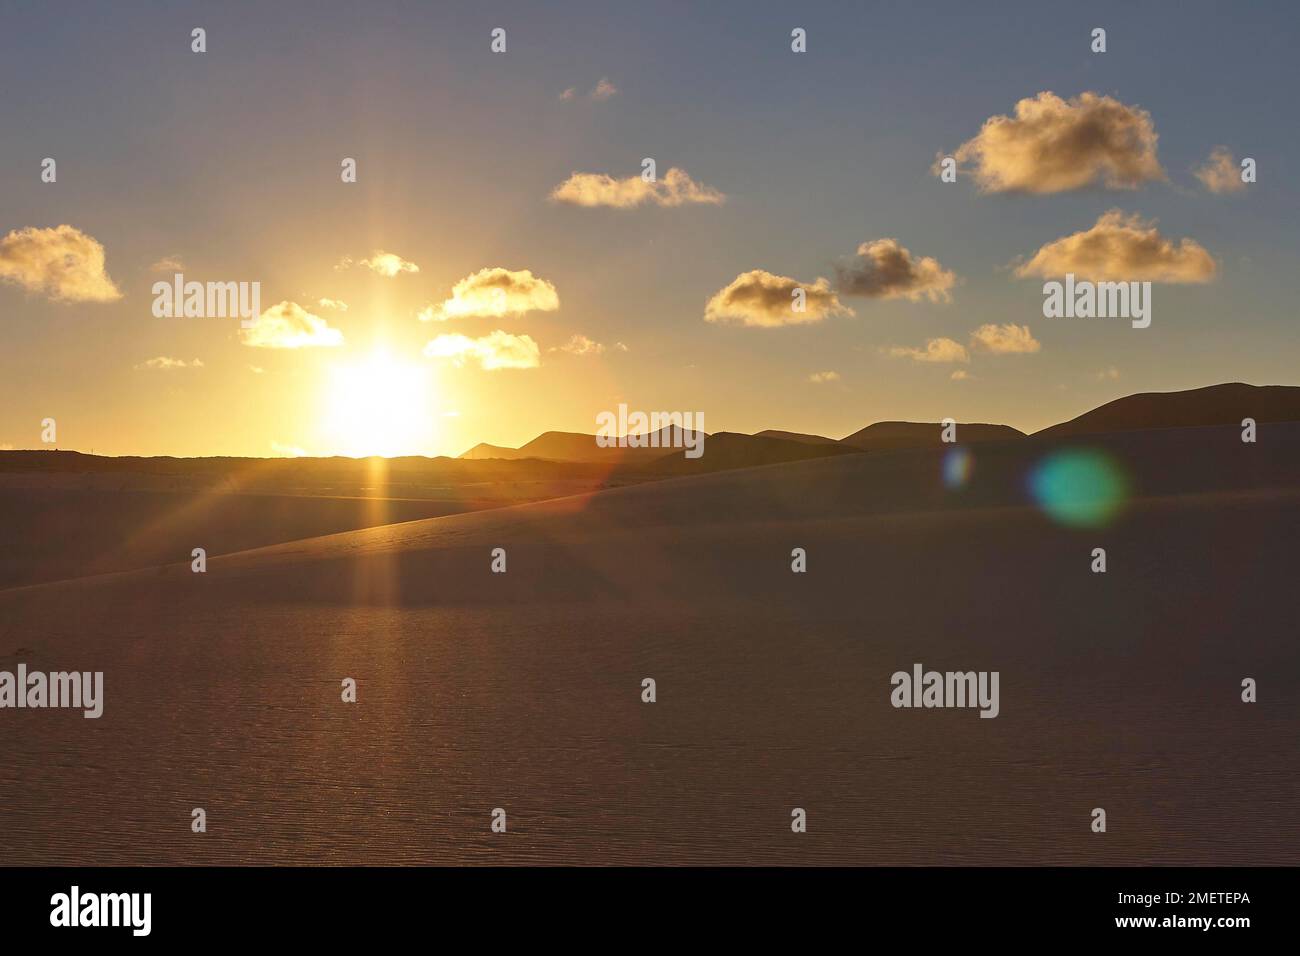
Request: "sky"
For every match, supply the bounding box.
[1,0,1297,457]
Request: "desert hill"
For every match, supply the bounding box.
[461,426,707,464]
[1034,383,1300,439]
[752,429,840,445]
[645,431,859,475]
[839,421,1025,451]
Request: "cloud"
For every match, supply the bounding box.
[318,297,348,311]
[423,267,560,321]
[240,301,345,349]
[338,251,419,276]
[560,77,619,103]
[808,370,840,384]
[1194,147,1247,194]
[551,167,724,208]
[134,356,204,371]
[271,441,307,458]
[887,337,970,363]
[950,369,971,381]
[150,256,186,273]
[247,365,265,374]
[423,330,540,370]
[969,323,1041,354]
[1096,366,1121,381]
[705,270,853,327]
[941,91,1164,194]
[552,334,605,356]
[835,239,956,303]
[1014,210,1216,283]
[0,225,122,302]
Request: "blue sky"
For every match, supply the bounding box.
[1,0,1297,456]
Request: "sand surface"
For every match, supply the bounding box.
[1,423,1296,864]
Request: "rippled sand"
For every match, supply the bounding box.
[1,424,1297,864]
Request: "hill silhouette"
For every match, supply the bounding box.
[1034,383,1300,439]
[839,421,1025,451]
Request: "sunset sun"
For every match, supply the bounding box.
[322,349,434,457]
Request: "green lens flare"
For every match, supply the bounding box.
[1029,449,1129,527]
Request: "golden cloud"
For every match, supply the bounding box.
[705,270,852,327]
[551,167,724,208]
[1194,147,1246,194]
[836,239,956,303]
[150,256,186,273]
[969,323,1041,354]
[0,225,122,302]
[943,91,1164,194]
[888,337,970,363]
[424,267,560,321]
[1015,210,1217,283]
[553,334,605,356]
[590,77,618,101]
[134,356,204,371]
[337,251,419,276]
[423,330,540,370]
[241,301,345,349]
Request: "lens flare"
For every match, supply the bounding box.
[942,446,973,489]
[1029,449,1129,527]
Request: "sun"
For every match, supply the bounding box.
[321,349,435,457]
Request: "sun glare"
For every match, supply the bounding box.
[322,349,434,457]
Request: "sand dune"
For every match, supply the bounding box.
[2,422,1297,865]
